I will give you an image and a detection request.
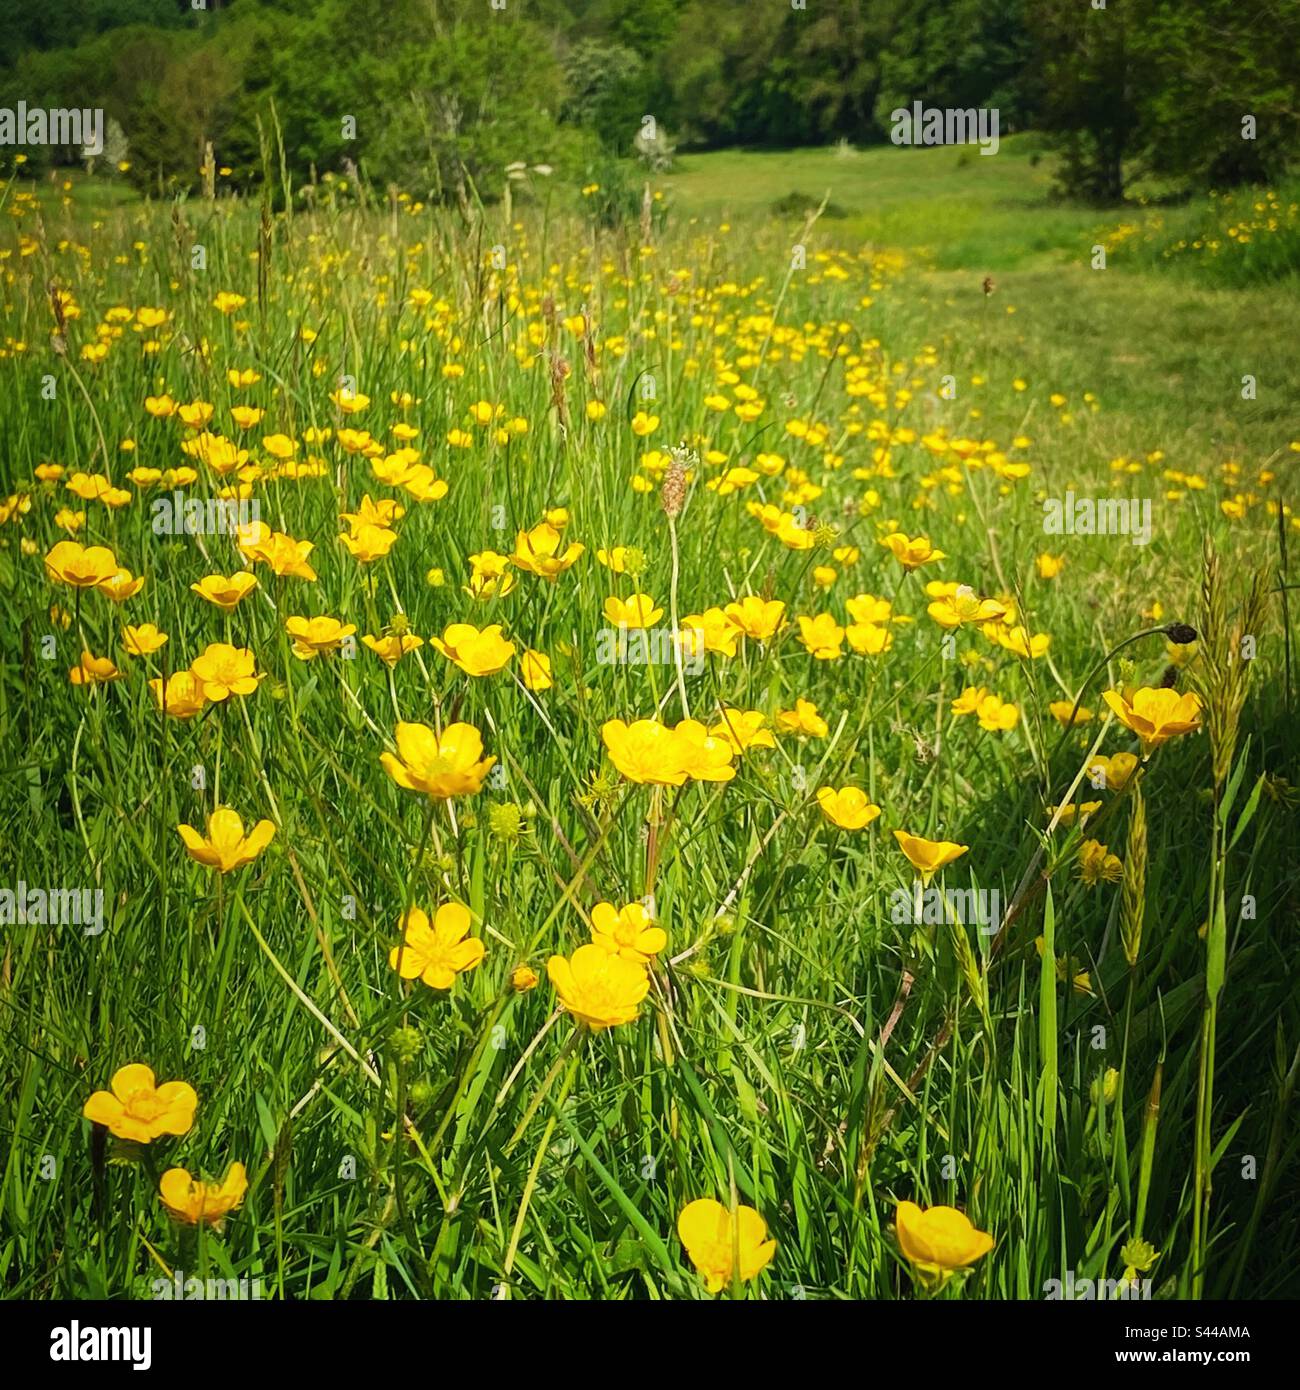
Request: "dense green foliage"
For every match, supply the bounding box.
[0,2,1298,205]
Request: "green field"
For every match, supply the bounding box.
[666,141,1300,465]
[0,140,1297,1303]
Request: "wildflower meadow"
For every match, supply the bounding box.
[0,0,1297,1354]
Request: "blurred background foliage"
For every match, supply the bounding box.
[1,0,1297,204]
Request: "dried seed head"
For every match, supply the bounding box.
[1165,622,1197,645]
[661,461,686,520]
[662,443,694,521]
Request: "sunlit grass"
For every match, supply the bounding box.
[0,153,1296,1300]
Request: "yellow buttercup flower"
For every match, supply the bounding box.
[1049,699,1093,727]
[709,708,775,754]
[895,1201,993,1276]
[399,463,449,503]
[776,698,828,738]
[43,540,119,588]
[589,900,667,964]
[672,718,737,782]
[123,623,168,656]
[680,607,739,658]
[973,693,1019,732]
[1077,838,1123,885]
[894,831,969,883]
[189,643,262,701]
[285,615,355,659]
[512,522,584,580]
[261,432,298,461]
[846,593,895,626]
[159,1163,247,1227]
[776,511,816,550]
[677,1198,776,1294]
[69,652,123,686]
[82,1063,197,1143]
[1087,751,1139,792]
[596,544,636,573]
[381,721,495,799]
[390,902,485,990]
[430,622,515,676]
[927,584,1006,628]
[797,612,845,660]
[723,595,784,641]
[191,572,258,611]
[520,648,553,691]
[603,593,664,629]
[816,787,881,830]
[242,527,318,581]
[601,718,689,786]
[65,471,114,502]
[177,808,276,873]
[330,386,370,414]
[952,686,988,717]
[338,522,398,564]
[846,620,893,655]
[1036,552,1065,579]
[465,548,517,600]
[362,632,424,666]
[342,494,405,532]
[512,964,540,992]
[182,431,245,475]
[1102,686,1203,752]
[881,532,946,570]
[149,671,208,719]
[987,622,1051,659]
[97,567,145,602]
[547,943,649,1030]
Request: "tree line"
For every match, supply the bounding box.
[1,0,1296,203]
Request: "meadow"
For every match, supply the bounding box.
[0,138,1297,1301]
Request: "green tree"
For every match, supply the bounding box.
[1135,0,1300,186]
[1029,0,1139,202]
